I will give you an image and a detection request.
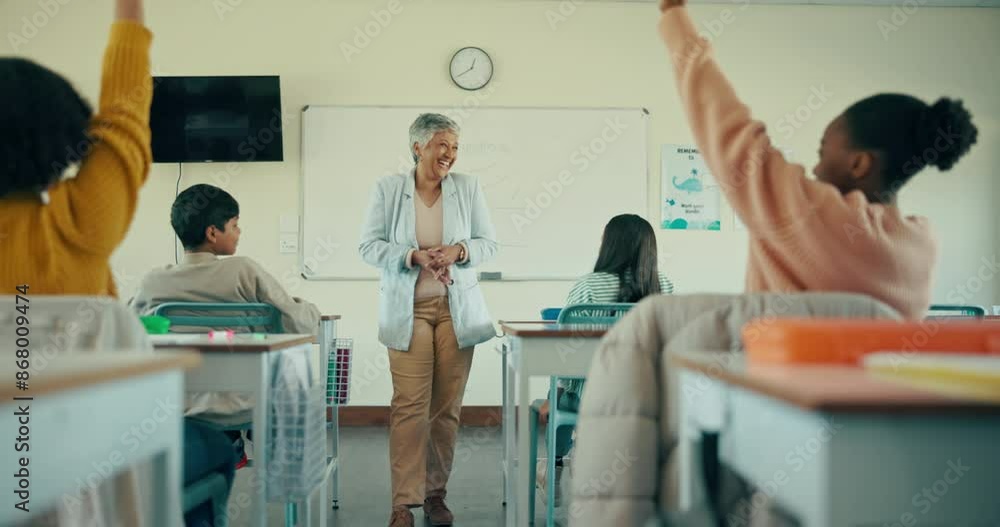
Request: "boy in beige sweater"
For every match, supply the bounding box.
[132,184,321,419]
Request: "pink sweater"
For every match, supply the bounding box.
[659,8,937,320]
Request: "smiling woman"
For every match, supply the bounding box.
[359,113,498,527]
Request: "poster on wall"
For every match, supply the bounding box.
[661,144,721,231]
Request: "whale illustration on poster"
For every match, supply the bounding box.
[661,144,721,231]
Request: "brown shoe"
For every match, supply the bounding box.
[423,496,454,526]
[389,506,413,527]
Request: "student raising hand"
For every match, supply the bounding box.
[655,1,977,320]
[0,0,152,296]
[116,0,144,22]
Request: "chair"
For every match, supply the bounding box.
[528,303,635,526]
[540,307,562,321]
[152,302,282,437]
[183,472,231,527]
[152,302,284,333]
[927,304,986,318]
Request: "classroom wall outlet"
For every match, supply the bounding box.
[279,234,298,254]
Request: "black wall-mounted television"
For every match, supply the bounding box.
[150,75,283,163]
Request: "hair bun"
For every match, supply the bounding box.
[915,98,978,172]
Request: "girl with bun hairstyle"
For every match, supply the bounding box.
[658,0,978,319]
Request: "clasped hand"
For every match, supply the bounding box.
[413,245,462,285]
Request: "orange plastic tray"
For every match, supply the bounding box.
[743,318,1000,365]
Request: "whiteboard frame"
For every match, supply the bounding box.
[298,104,650,281]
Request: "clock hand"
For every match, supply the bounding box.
[457,57,479,77]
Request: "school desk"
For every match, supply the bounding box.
[672,350,1000,527]
[0,351,200,527]
[498,321,610,527]
[151,333,330,527]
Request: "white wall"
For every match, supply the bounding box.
[5,0,998,404]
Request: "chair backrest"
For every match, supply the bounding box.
[540,307,562,321]
[557,302,635,325]
[153,302,284,333]
[927,304,986,318]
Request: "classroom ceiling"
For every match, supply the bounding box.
[606,0,1000,6]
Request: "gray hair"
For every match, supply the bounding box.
[409,113,460,163]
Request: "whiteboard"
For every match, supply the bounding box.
[300,105,648,280]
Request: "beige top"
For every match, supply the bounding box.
[412,195,448,300]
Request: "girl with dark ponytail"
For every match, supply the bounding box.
[658,0,978,320]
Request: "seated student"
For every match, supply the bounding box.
[541,213,675,423]
[536,214,674,504]
[0,1,236,526]
[657,0,977,320]
[570,3,981,525]
[132,184,321,463]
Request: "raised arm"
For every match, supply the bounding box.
[49,0,152,255]
[658,2,847,236]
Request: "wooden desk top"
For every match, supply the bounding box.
[150,334,315,353]
[500,321,611,338]
[671,350,1000,414]
[320,315,341,321]
[0,352,201,399]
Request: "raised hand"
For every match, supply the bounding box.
[660,0,686,11]
[116,0,144,22]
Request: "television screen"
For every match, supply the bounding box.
[150,76,283,163]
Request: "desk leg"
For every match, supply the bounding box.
[152,378,184,527]
[501,341,510,507]
[516,367,532,527]
[331,406,340,509]
[254,354,270,527]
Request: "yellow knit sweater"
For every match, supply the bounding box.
[0,21,152,298]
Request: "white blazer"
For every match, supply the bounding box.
[359,169,498,350]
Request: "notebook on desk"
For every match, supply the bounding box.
[864,353,1000,403]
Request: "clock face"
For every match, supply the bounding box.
[449,47,493,91]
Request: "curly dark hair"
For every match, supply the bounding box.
[0,58,94,199]
[843,94,978,192]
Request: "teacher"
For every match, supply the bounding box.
[360,113,498,527]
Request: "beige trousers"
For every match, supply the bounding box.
[388,296,474,507]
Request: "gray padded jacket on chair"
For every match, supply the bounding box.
[566,292,901,527]
[0,296,152,527]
